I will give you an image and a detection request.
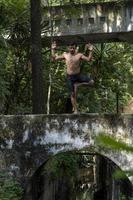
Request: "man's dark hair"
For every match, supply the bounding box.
[68,42,77,47]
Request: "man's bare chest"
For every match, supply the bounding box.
[65,54,81,64]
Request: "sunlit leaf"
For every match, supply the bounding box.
[97,134,133,152]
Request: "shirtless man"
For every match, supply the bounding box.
[51,41,94,113]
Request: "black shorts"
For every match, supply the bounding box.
[67,73,92,95]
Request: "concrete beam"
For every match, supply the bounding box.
[42,31,133,46]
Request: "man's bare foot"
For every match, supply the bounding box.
[73,110,79,114]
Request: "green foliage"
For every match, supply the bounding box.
[43,152,80,179]
[0,48,9,110]
[81,43,133,113]
[0,172,23,200]
[113,169,133,179]
[0,0,31,114]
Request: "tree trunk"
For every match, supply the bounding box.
[30,0,45,114]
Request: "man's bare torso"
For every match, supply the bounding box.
[64,52,82,75]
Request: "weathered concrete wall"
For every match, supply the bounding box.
[0,114,133,186]
[42,1,133,45]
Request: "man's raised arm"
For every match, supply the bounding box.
[51,41,65,61]
[80,43,94,62]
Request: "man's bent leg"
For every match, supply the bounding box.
[75,79,94,88]
[74,80,94,99]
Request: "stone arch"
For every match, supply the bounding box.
[25,142,133,186]
[24,149,133,200]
